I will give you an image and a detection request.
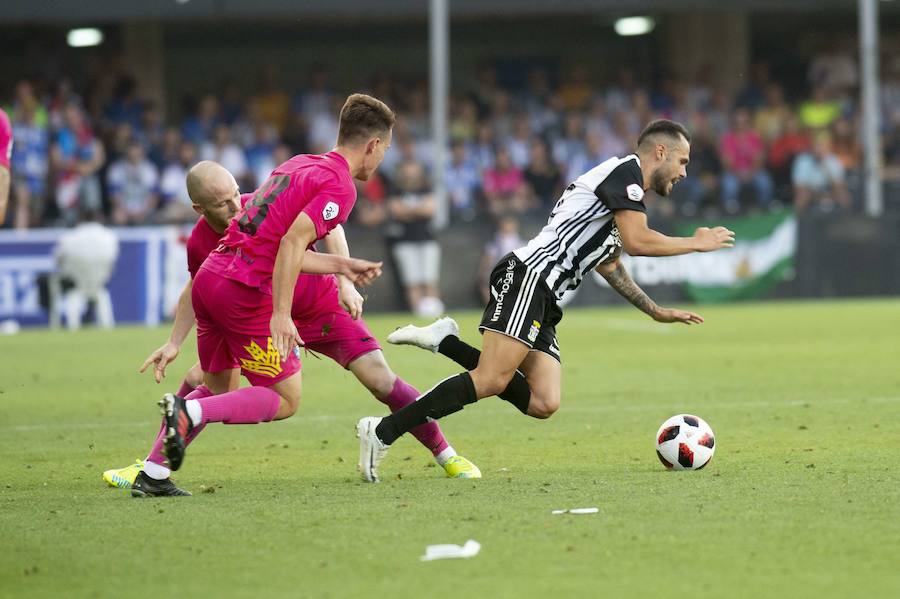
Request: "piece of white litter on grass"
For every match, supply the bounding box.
[420,540,481,561]
[551,507,599,515]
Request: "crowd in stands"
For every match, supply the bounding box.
[4,55,900,234]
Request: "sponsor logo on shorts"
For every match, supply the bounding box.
[323,201,339,220]
[528,319,541,342]
[490,259,517,322]
[240,336,284,378]
[609,225,623,248]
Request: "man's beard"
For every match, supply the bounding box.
[651,168,671,197]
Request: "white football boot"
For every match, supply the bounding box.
[386,316,460,353]
[356,417,389,483]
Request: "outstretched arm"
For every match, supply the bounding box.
[139,279,196,382]
[614,209,734,257]
[596,258,704,325]
[300,249,381,286]
[321,224,352,271]
[305,224,383,291]
[322,225,364,319]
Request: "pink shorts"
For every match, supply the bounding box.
[293,274,381,369]
[192,268,301,387]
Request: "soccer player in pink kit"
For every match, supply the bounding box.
[0,108,12,224]
[130,95,473,497]
[119,161,478,496]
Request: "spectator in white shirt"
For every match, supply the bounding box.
[792,132,850,213]
[107,139,159,225]
[445,140,481,221]
[157,140,199,223]
[504,115,533,169]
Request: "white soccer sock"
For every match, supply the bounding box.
[435,446,457,466]
[144,460,171,480]
[185,399,202,426]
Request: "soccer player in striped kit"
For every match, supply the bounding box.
[357,120,736,482]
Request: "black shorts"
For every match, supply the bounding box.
[479,253,562,362]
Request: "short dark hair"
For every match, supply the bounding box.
[337,93,396,146]
[637,119,691,149]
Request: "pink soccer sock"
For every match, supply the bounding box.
[379,377,449,457]
[146,420,168,467]
[183,386,211,446]
[176,378,197,398]
[195,386,281,425]
[145,385,213,466]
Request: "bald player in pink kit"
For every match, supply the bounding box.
[0,108,12,224]
[131,94,474,497]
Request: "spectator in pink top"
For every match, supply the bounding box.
[482,146,531,218]
[720,108,774,212]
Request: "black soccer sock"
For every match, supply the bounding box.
[438,335,532,415]
[375,372,477,445]
[499,373,532,415]
[438,335,481,369]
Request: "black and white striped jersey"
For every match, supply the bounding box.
[513,154,646,301]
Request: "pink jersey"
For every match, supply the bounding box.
[0,108,12,170]
[203,151,356,294]
[720,130,764,176]
[188,193,334,316]
[483,166,523,198]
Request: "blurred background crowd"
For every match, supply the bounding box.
[5,49,900,233]
[1,3,899,322]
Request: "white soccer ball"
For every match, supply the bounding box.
[655,414,716,470]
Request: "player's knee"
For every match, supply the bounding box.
[205,379,231,395]
[528,394,560,419]
[351,354,396,398]
[368,374,397,400]
[185,364,204,389]
[275,396,301,420]
[477,371,515,398]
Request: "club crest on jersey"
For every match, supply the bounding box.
[528,320,541,342]
[240,337,284,378]
[626,183,644,202]
[323,201,339,221]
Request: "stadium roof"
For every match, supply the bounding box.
[0,0,893,23]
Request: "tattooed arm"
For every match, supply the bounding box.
[595,258,704,325]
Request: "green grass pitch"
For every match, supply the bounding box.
[1,299,899,598]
